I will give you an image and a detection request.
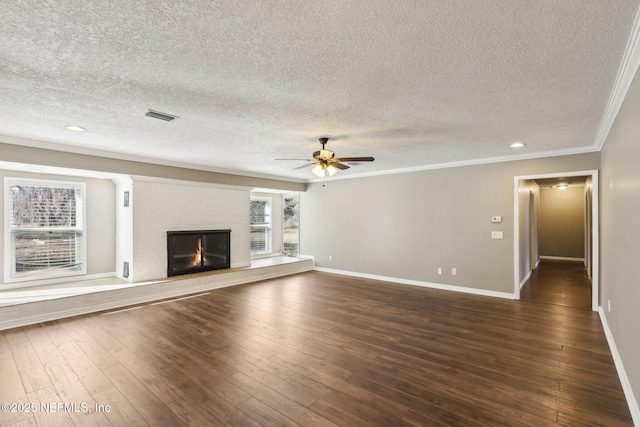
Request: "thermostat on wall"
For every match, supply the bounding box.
[491,216,502,223]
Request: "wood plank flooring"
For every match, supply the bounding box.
[0,271,633,426]
[520,260,592,310]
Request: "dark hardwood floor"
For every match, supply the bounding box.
[520,259,592,310]
[0,271,633,426]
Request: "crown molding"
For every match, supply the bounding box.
[594,5,640,150]
[310,145,600,183]
[0,134,603,187]
[0,134,306,184]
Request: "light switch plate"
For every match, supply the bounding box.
[491,231,503,239]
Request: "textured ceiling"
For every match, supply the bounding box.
[0,1,638,182]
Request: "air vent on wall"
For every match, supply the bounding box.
[145,109,179,122]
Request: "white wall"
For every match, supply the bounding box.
[130,179,251,282]
[115,177,133,280]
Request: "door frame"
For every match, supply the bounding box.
[513,169,599,311]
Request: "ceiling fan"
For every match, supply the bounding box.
[277,137,374,177]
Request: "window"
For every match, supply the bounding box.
[283,193,299,256]
[5,178,86,282]
[250,196,272,254]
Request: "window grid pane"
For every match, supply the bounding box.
[7,180,85,280]
[283,194,299,256]
[250,226,271,252]
[250,197,272,254]
[13,231,82,274]
[11,186,79,228]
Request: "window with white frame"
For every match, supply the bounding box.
[283,193,299,256]
[4,178,86,282]
[250,196,272,254]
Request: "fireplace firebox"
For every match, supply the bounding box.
[167,229,231,277]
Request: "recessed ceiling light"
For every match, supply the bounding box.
[66,125,86,132]
[510,142,525,148]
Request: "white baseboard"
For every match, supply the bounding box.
[598,307,640,426]
[539,256,585,262]
[520,269,533,290]
[314,267,515,300]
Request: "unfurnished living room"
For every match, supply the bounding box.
[1,2,639,426]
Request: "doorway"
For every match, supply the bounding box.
[513,170,599,311]
[520,259,592,310]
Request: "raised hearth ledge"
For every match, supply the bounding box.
[0,256,313,331]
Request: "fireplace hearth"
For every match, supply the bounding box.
[167,230,231,277]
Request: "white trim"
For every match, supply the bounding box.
[513,176,520,300]
[598,307,640,426]
[250,253,281,260]
[591,171,600,312]
[0,135,307,184]
[539,256,585,262]
[250,195,273,256]
[130,175,252,192]
[519,269,532,290]
[4,177,87,284]
[594,6,640,150]
[0,272,116,291]
[314,267,515,300]
[514,170,599,311]
[0,134,603,186]
[312,146,600,183]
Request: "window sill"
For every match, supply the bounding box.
[250,252,281,260]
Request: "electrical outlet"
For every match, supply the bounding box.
[608,300,611,312]
[329,255,332,261]
[437,267,442,275]
[452,268,457,276]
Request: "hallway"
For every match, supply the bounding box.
[520,260,592,310]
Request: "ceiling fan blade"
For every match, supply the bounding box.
[331,162,350,170]
[333,156,375,162]
[293,163,316,170]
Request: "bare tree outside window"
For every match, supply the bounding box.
[283,194,299,256]
[250,198,271,254]
[7,180,85,279]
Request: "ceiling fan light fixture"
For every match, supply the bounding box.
[312,164,326,178]
[277,137,374,178]
[320,149,335,160]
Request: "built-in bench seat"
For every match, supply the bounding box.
[0,256,313,330]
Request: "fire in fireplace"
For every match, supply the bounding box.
[167,230,231,277]
[194,238,203,265]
